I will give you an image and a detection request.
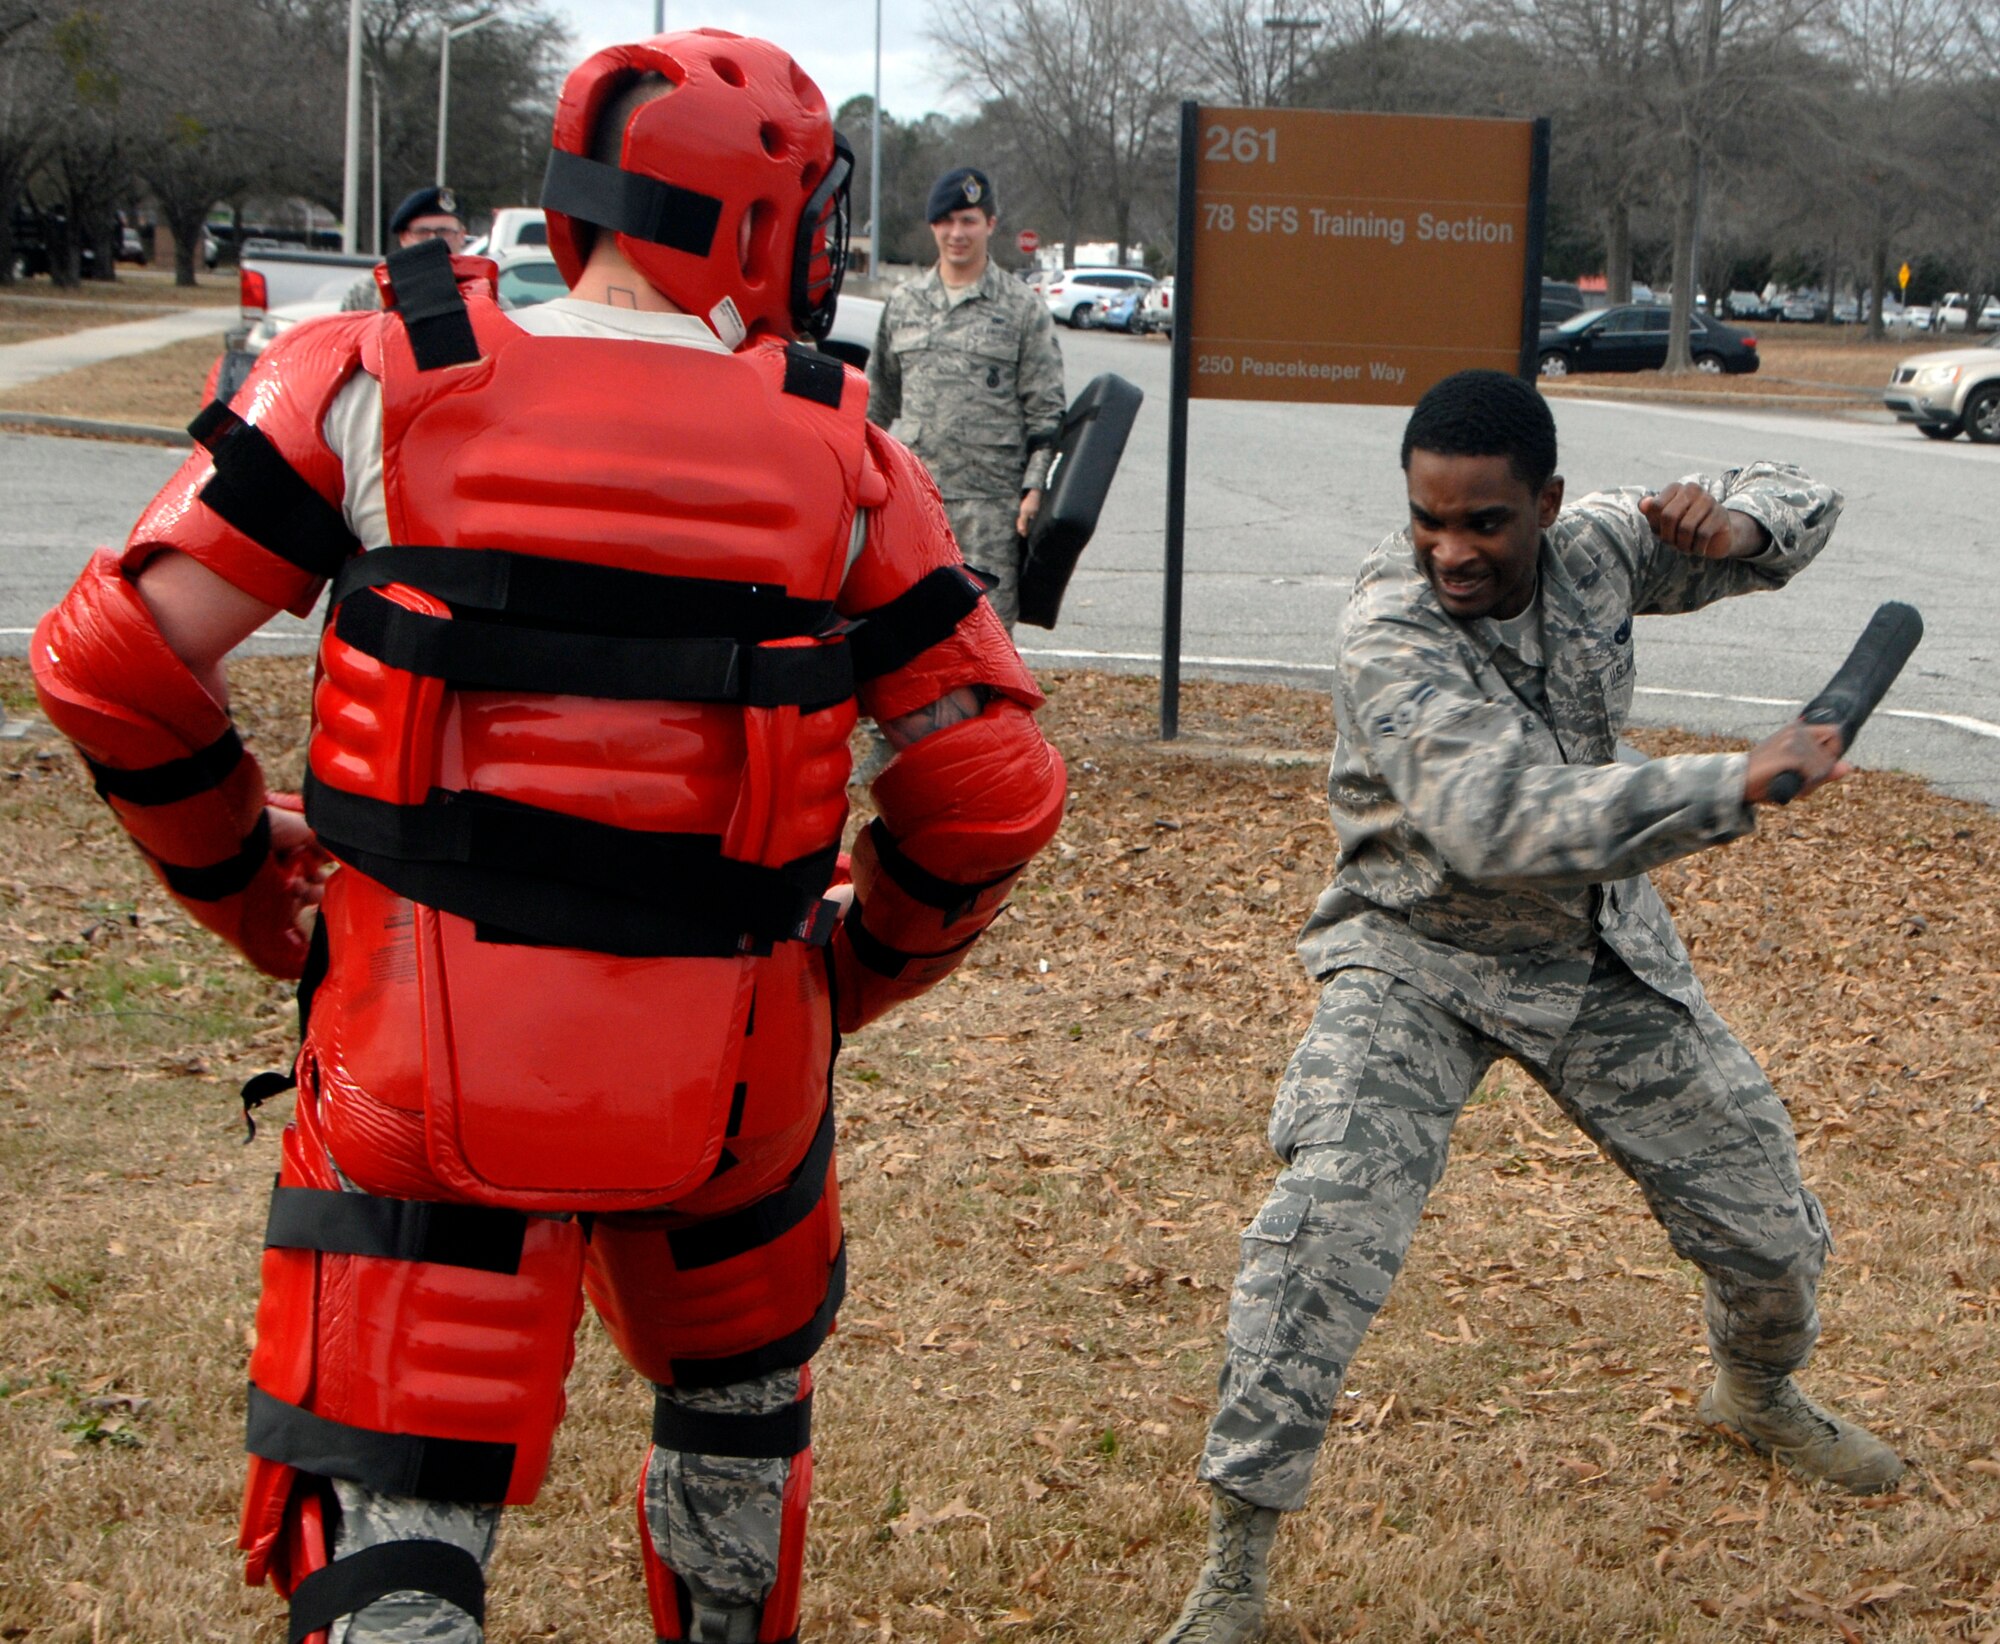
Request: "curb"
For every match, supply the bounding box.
[0,410,191,446]
[1539,382,1887,413]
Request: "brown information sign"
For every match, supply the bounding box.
[1184,107,1548,405]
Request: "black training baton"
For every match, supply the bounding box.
[1766,601,1924,804]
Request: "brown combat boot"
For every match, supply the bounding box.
[1698,1368,1904,1493]
[1151,1487,1281,1644]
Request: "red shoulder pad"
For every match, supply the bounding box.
[126,312,372,616]
[841,427,1041,724]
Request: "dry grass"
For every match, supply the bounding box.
[0,269,237,308]
[0,334,223,430]
[2,661,1996,1644]
[1541,327,1925,406]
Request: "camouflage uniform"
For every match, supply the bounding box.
[1200,465,1845,1511]
[867,261,1065,627]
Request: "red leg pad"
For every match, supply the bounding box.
[240,1113,588,1602]
[586,1111,843,1388]
[637,1367,815,1644]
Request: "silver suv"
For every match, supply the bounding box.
[1883,332,2000,442]
[1037,267,1155,328]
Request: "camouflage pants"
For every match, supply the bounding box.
[1200,947,1830,1511]
[325,1368,800,1640]
[942,494,1023,630]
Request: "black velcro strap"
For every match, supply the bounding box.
[540,146,722,257]
[842,895,982,981]
[189,401,359,581]
[667,1102,835,1271]
[157,810,270,902]
[848,566,985,681]
[86,726,244,806]
[652,1387,813,1459]
[330,546,833,644]
[384,238,480,371]
[669,1241,847,1389]
[287,1540,485,1644]
[265,1186,529,1276]
[245,1383,516,1502]
[782,343,845,408]
[333,586,853,710]
[303,772,834,952]
[865,817,1018,923]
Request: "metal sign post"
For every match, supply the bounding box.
[1159,105,1550,740]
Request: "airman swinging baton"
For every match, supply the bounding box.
[1766,601,1924,804]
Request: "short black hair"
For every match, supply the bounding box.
[1400,370,1557,492]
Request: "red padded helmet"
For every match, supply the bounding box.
[541,29,851,346]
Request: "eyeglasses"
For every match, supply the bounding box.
[404,225,466,245]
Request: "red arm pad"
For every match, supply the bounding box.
[31,551,313,978]
[830,700,1066,1032]
[842,428,1044,723]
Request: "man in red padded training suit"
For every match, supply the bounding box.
[32,29,1065,1644]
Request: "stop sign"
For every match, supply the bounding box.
[1017,230,1039,255]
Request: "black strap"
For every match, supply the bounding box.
[329,545,833,645]
[781,342,845,409]
[669,1241,847,1389]
[865,817,1018,924]
[245,1383,516,1503]
[304,772,835,953]
[652,1387,812,1459]
[540,147,722,257]
[848,566,985,681]
[668,1102,836,1271]
[157,810,270,902]
[333,586,853,710]
[265,1186,529,1276]
[841,897,983,981]
[86,726,245,806]
[287,1540,485,1644]
[384,238,480,371]
[188,401,359,581]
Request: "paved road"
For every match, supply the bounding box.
[4,332,1997,807]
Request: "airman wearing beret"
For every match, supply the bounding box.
[340,186,469,311]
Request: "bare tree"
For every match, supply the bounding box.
[0,3,54,284]
[929,0,1111,263]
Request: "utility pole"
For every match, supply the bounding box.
[341,0,362,251]
[870,0,883,277]
[438,14,501,187]
[1262,16,1320,105]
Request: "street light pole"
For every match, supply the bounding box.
[341,0,363,251]
[653,0,664,30]
[437,13,501,188]
[370,68,382,255]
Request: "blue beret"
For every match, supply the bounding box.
[926,167,995,223]
[390,186,461,234]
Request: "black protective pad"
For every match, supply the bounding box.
[1018,373,1144,629]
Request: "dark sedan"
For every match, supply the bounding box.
[1537,304,1760,377]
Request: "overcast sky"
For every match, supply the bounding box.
[551,1,964,124]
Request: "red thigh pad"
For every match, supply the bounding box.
[586,1104,843,1387]
[241,1119,588,1592]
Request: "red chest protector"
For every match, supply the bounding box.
[304,270,869,1212]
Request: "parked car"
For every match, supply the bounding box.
[469,207,546,260]
[1536,303,1759,376]
[493,246,566,310]
[1538,279,1591,324]
[1095,287,1147,333]
[1140,276,1173,335]
[1038,267,1154,328]
[1723,290,1772,321]
[1882,332,2000,442]
[1779,291,1828,323]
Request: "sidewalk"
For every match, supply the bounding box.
[0,308,231,392]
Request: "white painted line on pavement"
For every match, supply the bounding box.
[1019,646,2000,741]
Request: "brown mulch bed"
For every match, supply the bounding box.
[1,661,1995,1642]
